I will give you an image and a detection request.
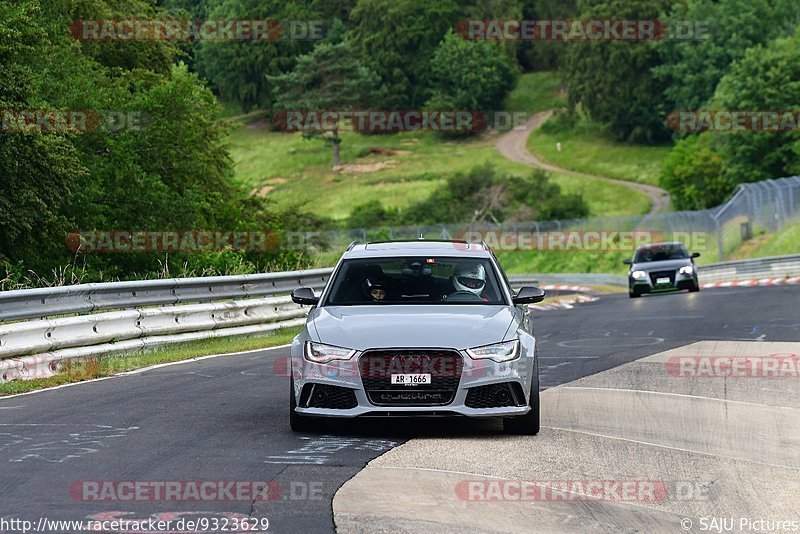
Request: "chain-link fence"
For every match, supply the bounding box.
[286,176,800,262]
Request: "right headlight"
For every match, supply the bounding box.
[466,340,520,363]
[304,341,355,364]
[632,270,647,279]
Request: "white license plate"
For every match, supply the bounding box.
[391,373,431,386]
[656,277,670,284]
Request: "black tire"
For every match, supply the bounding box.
[289,379,321,432]
[689,282,700,292]
[503,366,540,435]
[629,289,641,298]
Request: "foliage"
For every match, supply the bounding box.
[268,39,382,166]
[426,30,519,114]
[563,0,672,143]
[654,0,800,112]
[348,0,460,108]
[660,134,729,210]
[402,164,589,225]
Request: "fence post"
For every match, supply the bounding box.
[715,217,724,262]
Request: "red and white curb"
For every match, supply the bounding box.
[529,294,598,311]
[539,284,593,293]
[702,277,800,289]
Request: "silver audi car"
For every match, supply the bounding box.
[288,240,545,434]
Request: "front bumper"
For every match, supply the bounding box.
[630,270,697,293]
[291,347,535,418]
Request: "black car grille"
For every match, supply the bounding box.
[300,384,358,409]
[649,270,676,286]
[359,349,463,406]
[465,382,526,409]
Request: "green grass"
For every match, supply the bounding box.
[504,71,566,114]
[730,218,800,260]
[527,117,672,186]
[217,99,244,119]
[0,327,299,397]
[228,127,650,220]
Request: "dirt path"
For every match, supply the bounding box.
[495,110,670,216]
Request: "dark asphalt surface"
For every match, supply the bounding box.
[1,284,798,533]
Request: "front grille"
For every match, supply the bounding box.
[465,382,526,409]
[649,270,676,286]
[301,384,358,409]
[359,349,463,406]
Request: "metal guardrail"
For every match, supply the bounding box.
[0,268,332,323]
[697,254,800,283]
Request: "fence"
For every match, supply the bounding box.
[284,176,800,262]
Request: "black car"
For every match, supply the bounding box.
[624,242,700,298]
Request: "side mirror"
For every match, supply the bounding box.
[691,252,700,258]
[623,259,633,265]
[513,286,546,305]
[291,287,319,306]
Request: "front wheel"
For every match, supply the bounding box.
[503,373,540,435]
[689,282,700,292]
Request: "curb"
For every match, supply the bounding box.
[702,276,800,288]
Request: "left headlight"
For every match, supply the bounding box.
[304,341,355,364]
[679,265,694,275]
[631,270,647,279]
[466,340,520,363]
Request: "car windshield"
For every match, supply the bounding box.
[634,245,689,263]
[324,257,506,305]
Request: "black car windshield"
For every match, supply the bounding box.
[324,257,506,305]
[634,245,689,263]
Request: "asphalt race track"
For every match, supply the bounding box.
[1,284,798,533]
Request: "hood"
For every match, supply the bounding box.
[632,258,692,271]
[308,305,517,351]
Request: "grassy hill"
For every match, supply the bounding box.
[225,72,651,222]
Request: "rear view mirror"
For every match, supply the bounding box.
[291,287,319,306]
[513,286,546,305]
[623,259,633,265]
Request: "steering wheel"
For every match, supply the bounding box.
[442,291,483,302]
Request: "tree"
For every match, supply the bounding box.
[195,0,316,111]
[0,1,81,271]
[713,29,800,184]
[563,0,672,143]
[660,134,729,210]
[405,164,588,224]
[426,30,518,113]
[653,0,799,112]
[269,40,382,167]
[348,0,460,108]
